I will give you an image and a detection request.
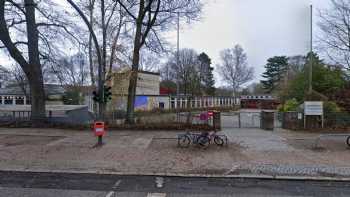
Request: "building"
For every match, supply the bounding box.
[0,84,65,105]
[104,69,239,112]
[110,69,160,95]
[0,66,9,89]
[240,95,279,109]
[107,69,165,111]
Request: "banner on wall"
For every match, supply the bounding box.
[134,96,148,110]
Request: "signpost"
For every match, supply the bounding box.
[304,101,324,128]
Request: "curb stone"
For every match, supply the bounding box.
[1,168,350,182]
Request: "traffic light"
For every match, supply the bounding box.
[93,86,112,104]
[92,90,100,103]
[104,86,112,103]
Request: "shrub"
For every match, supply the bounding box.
[278,98,300,112]
[324,101,341,113]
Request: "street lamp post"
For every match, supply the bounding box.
[176,12,180,117]
[308,4,313,95]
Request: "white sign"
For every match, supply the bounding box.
[297,113,303,120]
[304,101,323,116]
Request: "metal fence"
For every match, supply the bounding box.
[104,111,213,126]
[0,108,94,126]
[281,112,350,130]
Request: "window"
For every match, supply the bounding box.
[4,96,13,105]
[15,96,24,105]
[159,102,165,109]
[181,99,186,108]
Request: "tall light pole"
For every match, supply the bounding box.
[308,4,313,95]
[176,12,180,97]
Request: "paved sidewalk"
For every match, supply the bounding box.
[0,128,349,179]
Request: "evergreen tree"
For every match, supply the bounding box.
[283,52,346,102]
[261,56,288,93]
[198,52,215,95]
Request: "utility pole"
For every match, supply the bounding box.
[308,4,313,95]
[176,12,180,114]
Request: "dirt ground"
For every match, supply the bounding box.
[0,127,349,178]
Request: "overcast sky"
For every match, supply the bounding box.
[0,0,331,87]
[172,0,329,86]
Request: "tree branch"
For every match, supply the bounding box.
[0,1,28,67]
[66,0,102,76]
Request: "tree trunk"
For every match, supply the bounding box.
[27,72,45,121]
[125,43,141,124]
[125,1,144,124]
[88,0,95,86]
[98,0,107,120]
[125,68,138,124]
[24,0,46,122]
[89,35,95,86]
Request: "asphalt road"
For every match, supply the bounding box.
[0,171,350,197]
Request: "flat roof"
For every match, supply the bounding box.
[113,69,160,76]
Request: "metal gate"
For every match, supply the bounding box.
[221,111,282,129]
[221,111,261,128]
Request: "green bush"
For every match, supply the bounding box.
[324,101,341,113]
[278,98,300,112]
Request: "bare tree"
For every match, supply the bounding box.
[0,65,10,88]
[87,0,96,86]
[163,48,201,96]
[318,0,350,70]
[10,64,28,97]
[1,0,89,122]
[116,0,202,124]
[217,44,254,96]
[66,0,130,118]
[52,52,90,86]
[0,0,46,122]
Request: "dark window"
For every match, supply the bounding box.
[159,102,165,109]
[15,97,24,105]
[4,96,13,105]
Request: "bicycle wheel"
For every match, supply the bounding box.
[347,136,350,147]
[214,136,225,146]
[197,136,210,147]
[178,135,191,148]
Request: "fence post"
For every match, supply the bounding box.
[238,112,241,128]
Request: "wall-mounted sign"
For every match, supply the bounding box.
[297,113,303,120]
[304,101,323,116]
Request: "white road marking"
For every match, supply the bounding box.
[113,180,121,189]
[105,191,115,197]
[105,180,121,197]
[155,177,164,188]
[147,193,166,197]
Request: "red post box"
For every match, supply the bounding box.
[200,112,208,121]
[94,121,105,137]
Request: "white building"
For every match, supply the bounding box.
[0,84,65,106]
